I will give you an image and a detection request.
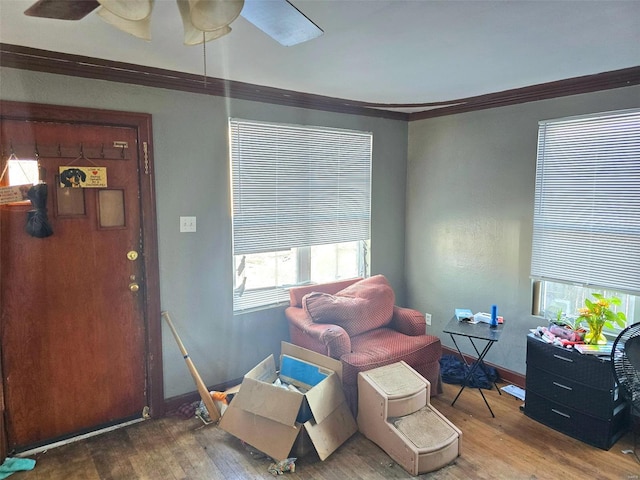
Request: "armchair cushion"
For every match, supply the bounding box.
[391,305,428,336]
[285,304,352,359]
[341,327,442,389]
[302,275,395,337]
[289,278,362,308]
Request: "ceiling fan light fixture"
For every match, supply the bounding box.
[96,0,154,22]
[97,6,152,41]
[187,25,232,46]
[188,0,244,32]
[177,0,234,45]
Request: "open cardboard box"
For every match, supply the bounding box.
[219,341,357,461]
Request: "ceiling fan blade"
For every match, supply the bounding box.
[240,0,322,47]
[24,0,100,20]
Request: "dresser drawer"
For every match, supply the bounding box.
[526,336,612,389]
[524,390,629,450]
[525,366,620,420]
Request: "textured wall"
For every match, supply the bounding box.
[5,65,637,388]
[0,67,408,398]
[406,85,640,375]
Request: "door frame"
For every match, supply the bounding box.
[0,101,164,456]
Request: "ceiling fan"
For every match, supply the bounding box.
[24,0,323,46]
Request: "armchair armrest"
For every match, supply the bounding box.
[285,307,352,359]
[390,305,427,336]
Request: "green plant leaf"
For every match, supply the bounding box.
[610,297,622,306]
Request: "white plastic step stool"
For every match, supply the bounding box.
[357,361,461,475]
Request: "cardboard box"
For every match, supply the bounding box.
[219,342,357,461]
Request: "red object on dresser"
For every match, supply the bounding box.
[285,275,442,415]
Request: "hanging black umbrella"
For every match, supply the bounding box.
[25,183,53,238]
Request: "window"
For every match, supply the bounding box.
[531,109,640,333]
[230,119,372,312]
[536,281,636,330]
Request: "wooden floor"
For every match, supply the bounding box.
[8,382,640,480]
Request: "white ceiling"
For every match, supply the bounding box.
[1,0,639,112]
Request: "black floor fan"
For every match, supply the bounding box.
[611,322,640,463]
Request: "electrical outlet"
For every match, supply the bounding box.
[180,216,197,233]
[425,312,432,326]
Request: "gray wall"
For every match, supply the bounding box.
[406,85,640,375]
[0,67,408,399]
[4,65,638,393]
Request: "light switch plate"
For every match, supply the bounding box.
[180,216,196,233]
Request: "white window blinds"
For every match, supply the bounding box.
[531,109,640,295]
[230,119,372,255]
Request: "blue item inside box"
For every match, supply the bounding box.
[280,355,329,389]
[280,355,330,423]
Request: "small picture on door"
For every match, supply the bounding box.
[59,166,107,188]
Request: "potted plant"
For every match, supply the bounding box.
[575,293,626,345]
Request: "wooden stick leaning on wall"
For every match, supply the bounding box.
[162,311,220,422]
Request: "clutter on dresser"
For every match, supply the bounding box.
[531,323,615,356]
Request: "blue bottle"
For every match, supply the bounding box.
[490,305,498,328]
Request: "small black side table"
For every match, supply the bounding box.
[443,316,503,417]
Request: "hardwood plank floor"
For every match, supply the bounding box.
[9,382,640,479]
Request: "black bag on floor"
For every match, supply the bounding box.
[439,354,498,389]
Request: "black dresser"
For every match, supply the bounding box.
[524,334,629,450]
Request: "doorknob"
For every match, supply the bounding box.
[129,282,140,292]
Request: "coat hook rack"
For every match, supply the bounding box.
[67,143,97,167]
[7,142,19,161]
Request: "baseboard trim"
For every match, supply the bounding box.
[164,378,243,413]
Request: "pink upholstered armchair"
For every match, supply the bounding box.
[285,275,442,415]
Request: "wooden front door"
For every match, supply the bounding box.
[0,102,163,453]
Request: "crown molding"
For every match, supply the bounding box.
[0,43,407,121]
[408,66,640,120]
[2,44,638,121]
